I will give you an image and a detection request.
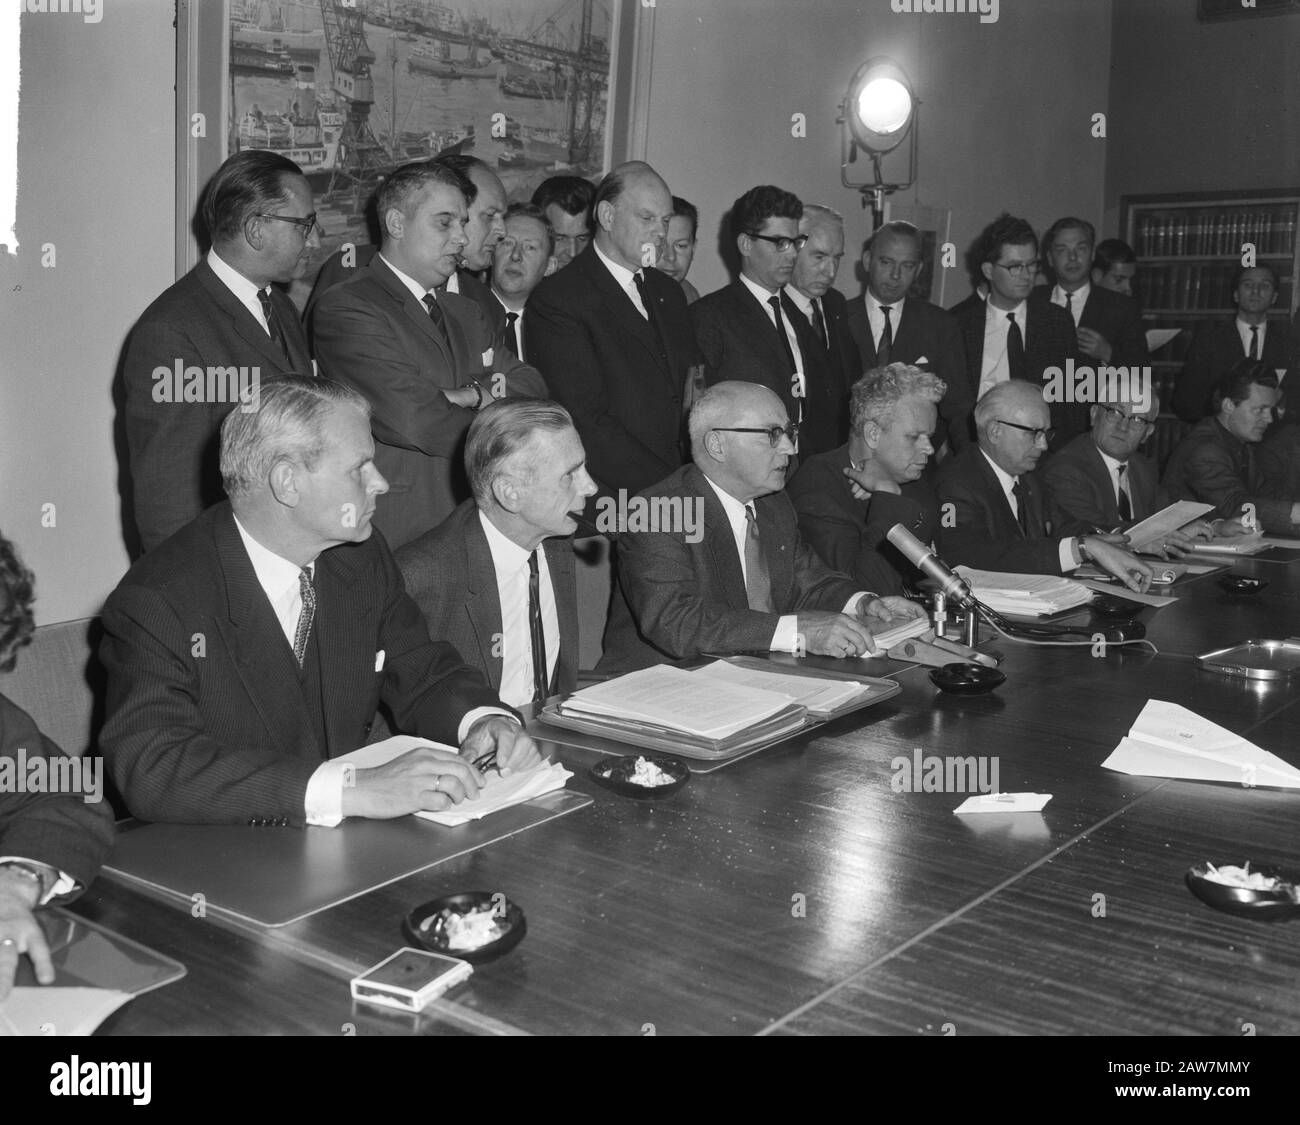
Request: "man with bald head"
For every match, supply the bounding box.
[936,380,1153,588]
[527,161,701,501]
[598,381,925,673]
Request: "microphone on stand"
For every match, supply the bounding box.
[885,524,978,611]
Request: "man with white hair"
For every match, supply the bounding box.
[936,380,1153,588]
[100,375,540,827]
[789,363,944,595]
[598,381,925,673]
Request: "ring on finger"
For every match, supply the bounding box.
[0,937,16,948]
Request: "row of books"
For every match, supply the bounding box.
[1134,208,1297,258]
[1136,262,1295,313]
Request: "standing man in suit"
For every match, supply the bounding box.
[531,175,595,272]
[788,364,944,596]
[526,161,701,501]
[1173,265,1295,422]
[847,220,970,451]
[598,381,926,673]
[692,185,808,432]
[783,204,859,456]
[397,400,595,707]
[951,214,1084,447]
[0,533,115,998]
[1092,238,1139,298]
[1035,217,1149,369]
[99,377,540,827]
[123,150,316,553]
[310,161,545,550]
[489,203,556,361]
[936,380,1152,587]
[655,196,702,305]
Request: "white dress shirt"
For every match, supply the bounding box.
[864,291,907,354]
[378,253,438,305]
[978,296,1028,399]
[492,290,525,359]
[739,273,806,390]
[208,249,273,334]
[479,511,559,708]
[1096,447,1133,522]
[978,450,1078,571]
[593,241,649,318]
[1236,316,1268,358]
[1051,282,1089,328]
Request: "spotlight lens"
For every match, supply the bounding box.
[856,77,912,135]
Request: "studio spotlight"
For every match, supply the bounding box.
[839,57,919,229]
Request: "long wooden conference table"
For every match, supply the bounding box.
[67,549,1300,1037]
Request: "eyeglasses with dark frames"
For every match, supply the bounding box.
[1097,405,1156,432]
[747,233,808,254]
[993,259,1039,277]
[712,423,800,448]
[255,212,322,239]
[995,418,1054,444]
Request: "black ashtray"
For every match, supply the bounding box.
[1186,863,1300,921]
[1217,574,1268,596]
[589,753,689,798]
[404,891,527,963]
[929,662,1007,694]
[1091,593,1143,619]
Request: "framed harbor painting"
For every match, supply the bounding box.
[176,0,652,301]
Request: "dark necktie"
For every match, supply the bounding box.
[528,551,549,704]
[768,295,799,375]
[505,310,521,358]
[743,504,774,613]
[1249,325,1260,360]
[257,287,292,364]
[1012,479,1031,536]
[1006,312,1026,381]
[633,270,668,357]
[1063,290,1074,323]
[421,292,449,344]
[293,566,315,666]
[811,297,829,351]
[877,305,894,365]
[1116,463,1133,522]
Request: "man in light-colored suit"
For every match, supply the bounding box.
[397,400,595,707]
[309,161,545,550]
[598,381,925,673]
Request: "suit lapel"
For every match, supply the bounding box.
[312,542,379,758]
[972,449,1022,536]
[544,537,579,688]
[692,467,749,612]
[195,261,296,373]
[582,250,665,371]
[463,511,504,688]
[756,493,794,604]
[371,255,457,371]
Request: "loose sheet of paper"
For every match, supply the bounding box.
[0,987,132,1036]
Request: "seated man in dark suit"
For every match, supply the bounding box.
[783,204,860,457]
[936,380,1152,588]
[526,161,700,501]
[1034,217,1149,369]
[304,155,509,333]
[692,185,810,435]
[310,161,545,550]
[1044,391,1216,553]
[1163,363,1300,533]
[0,533,115,998]
[99,376,540,827]
[123,150,316,553]
[531,175,595,272]
[847,221,970,451]
[952,214,1084,447]
[1173,266,1295,422]
[789,364,944,595]
[598,381,925,673]
[489,203,556,361]
[397,399,595,708]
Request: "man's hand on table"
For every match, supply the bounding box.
[0,869,53,1001]
[461,716,542,775]
[340,746,484,819]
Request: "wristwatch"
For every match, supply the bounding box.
[1076,536,1094,565]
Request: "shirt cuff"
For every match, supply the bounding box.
[770,615,800,653]
[843,592,871,616]
[0,856,75,906]
[1061,538,1082,571]
[305,760,348,828]
[457,707,519,745]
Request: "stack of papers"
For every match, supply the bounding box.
[867,614,930,649]
[695,660,867,714]
[1101,700,1300,788]
[954,567,1093,616]
[336,736,572,825]
[1124,501,1213,553]
[1188,531,1269,556]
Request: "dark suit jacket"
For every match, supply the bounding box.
[395,500,579,699]
[787,445,941,595]
[935,442,1065,574]
[1030,285,1149,369]
[953,295,1085,445]
[0,694,114,890]
[1161,417,1297,531]
[305,243,505,337]
[1173,318,1296,422]
[123,259,312,553]
[1259,423,1300,501]
[1043,432,1167,534]
[692,281,805,426]
[310,254,546,550]
[847,294,972,450]
[597,463,862,673]
[526,245,700,498]
[98,502,502,825]
[781,287,859,457]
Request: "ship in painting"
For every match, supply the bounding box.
[231,1,325,65]
[407,39,497,80]
[236,64,345,190]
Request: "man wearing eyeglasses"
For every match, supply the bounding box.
[952,214,1083,449]
[936,380,1153,589]
[691,186,811,436]
[598,381,926,674]
[1044,394,1214,555]
[123,150,317,554]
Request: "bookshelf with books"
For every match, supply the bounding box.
[1121,188,1300,466]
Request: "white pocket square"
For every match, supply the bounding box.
[374,650,386,672]
[915,355,930,365]
[481,348,494,366]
